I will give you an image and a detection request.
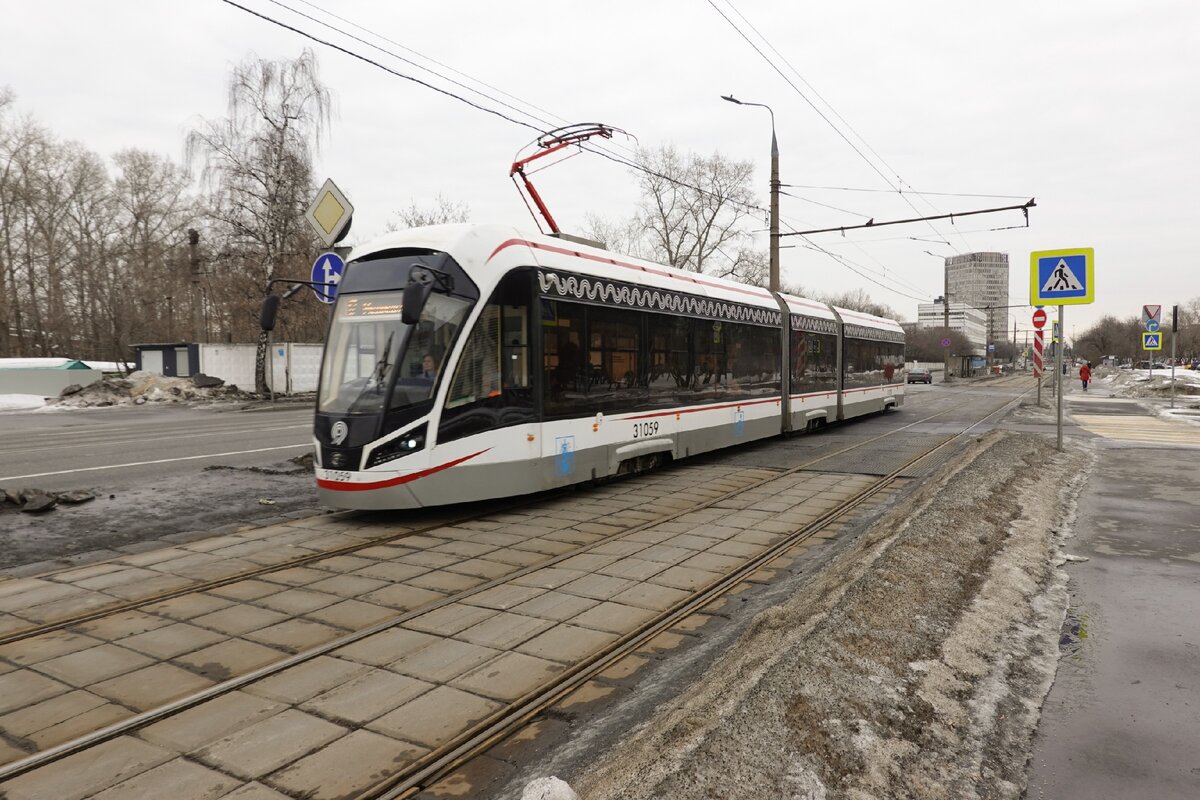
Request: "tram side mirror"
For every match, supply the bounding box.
[260,293,281,332]
[402,267,435,325]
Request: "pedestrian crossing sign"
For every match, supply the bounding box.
[1142,331,1162,350]
[1030,248,1094,306]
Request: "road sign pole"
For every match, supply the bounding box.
[1056,305,1064,452]
[1171,304,1178,409]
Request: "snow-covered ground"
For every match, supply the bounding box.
[563,427,1090,800]
[0,394,47,411]
[0,357,123,371]
[1095,366,1200,398]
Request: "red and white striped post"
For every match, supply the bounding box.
[1032,308,1047,406]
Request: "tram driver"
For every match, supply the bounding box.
[420,352,440,381]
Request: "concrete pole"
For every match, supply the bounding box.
[720,96,779,292]
[769,125,780,293]
[1171,304,1178,409]
[943,269,952,382]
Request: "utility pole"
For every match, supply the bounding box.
[187,229,204,343]
[769,123,780,293]
[943,269,953,382]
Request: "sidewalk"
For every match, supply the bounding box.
[1025,395,1200,798]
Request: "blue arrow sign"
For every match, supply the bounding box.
[1146,319,1160,333]
[310,252,345,304]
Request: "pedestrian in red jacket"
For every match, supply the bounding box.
[1079,362,1092,392]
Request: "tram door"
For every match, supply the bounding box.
[435,270,537,463]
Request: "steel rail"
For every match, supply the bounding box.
[360,382,1034,799]
[0,381,1032,782]
[0,388,983,646]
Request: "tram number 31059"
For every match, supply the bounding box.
[632,421,660,439]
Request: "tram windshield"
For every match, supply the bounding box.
[318,290,471,415]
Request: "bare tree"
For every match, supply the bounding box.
[905,327,972,362]
[634,145,761,279]
[817,288,899,320]
[187,49,332,393]
[581,213,646,256]
[583,144,765,284]
[0,90,40,357]
[386,195,470,231]
[107,149,195,357]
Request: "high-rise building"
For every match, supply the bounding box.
[945,252,1009,352]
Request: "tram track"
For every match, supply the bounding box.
[0,384,1019,649]
[0,380,1033,788]
[359,379,1034,799]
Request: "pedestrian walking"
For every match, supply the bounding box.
[1079,362,1092,392]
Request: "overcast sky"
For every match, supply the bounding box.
[4,1,1198,340]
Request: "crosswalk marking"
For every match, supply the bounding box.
[1073,414,1200,446]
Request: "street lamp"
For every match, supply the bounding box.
[722,94,779,292]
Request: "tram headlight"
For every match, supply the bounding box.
[366,423,428,469]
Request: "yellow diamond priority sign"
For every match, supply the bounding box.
[305,178,353,247]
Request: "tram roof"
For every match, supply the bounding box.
[834,306,906,335]
[350,224,900,332]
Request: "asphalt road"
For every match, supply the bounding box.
[0,380,1002,574]
[0,403,320,573]
[0,403,314,493]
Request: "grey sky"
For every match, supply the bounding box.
[5,1,1197,340]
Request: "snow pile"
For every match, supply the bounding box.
[1096,366,1200,398]
[52,371,254,408]
[521,777,579,800]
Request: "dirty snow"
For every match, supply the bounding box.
[52,371,253,408]
[521,777,579,800]
[571,428,1091,800]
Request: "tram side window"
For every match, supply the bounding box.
[439,272,535,443]
[727,324,781,397]
[542,300,589,417]
[692,320,730,400]
[882,341,905,383]
[843,338,884,389]
[646,313,692,407]
[791,330,837,395]
[586,305,645,412]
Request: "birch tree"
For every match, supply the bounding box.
[186,49,331,393]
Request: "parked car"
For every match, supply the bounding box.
[907,367,933,384]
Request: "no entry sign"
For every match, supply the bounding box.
[1032,308,1047,329]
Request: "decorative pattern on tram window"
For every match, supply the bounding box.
[790,314,838,336]
[537,269,782,327]
[843,323,906,344]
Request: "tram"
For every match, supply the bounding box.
[305,224,905,510]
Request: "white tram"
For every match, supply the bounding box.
[311,224,906,510]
